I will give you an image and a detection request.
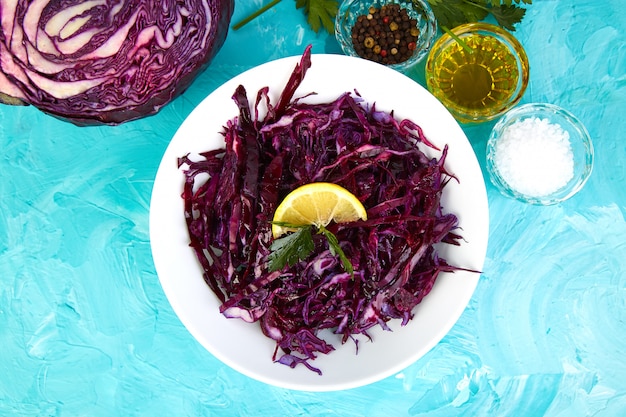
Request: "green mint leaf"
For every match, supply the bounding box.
[318,226,354,276]
[295,0,339,34]
[268,226,314,272]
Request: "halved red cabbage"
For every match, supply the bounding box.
[0,0,233,125]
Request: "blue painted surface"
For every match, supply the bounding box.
[1,1,625,416]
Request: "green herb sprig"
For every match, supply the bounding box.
[268,223,354,275]
[232,0,283,31]
[232,0,532,34]
[429,0,532,32]
[295,0,339,34]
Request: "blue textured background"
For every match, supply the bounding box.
[1,1,625,416]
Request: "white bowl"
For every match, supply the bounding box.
[486,103,594,205]
[150,53,489,391]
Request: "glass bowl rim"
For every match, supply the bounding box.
[485,102,595,205]
[334,0,438,71]
[424,22,530,124]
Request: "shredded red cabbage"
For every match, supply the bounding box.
[179,45,466,375]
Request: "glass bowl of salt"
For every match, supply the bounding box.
[486,103,594,205]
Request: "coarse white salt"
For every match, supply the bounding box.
[494,116,574,197]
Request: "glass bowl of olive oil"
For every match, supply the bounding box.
[425,23,530,124]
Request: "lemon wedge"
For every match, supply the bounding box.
[272,182,367,238]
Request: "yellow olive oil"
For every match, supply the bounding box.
[430,33,520,118]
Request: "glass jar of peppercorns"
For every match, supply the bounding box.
[335,0,437,72]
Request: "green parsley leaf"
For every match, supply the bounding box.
[489,5,527,31]
[267,225,314,272]
[427,0,529,31]
[427,0,489,29]
[267,223,355,276]
[487,0,533,6]
[295,0,339,34]
[318,226,354,276]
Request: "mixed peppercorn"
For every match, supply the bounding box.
[350,4,420,66]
